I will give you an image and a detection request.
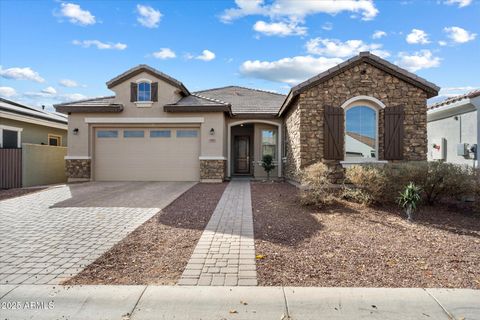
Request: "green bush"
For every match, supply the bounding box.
[261,154,275,180]
[397,182,422,221]
[300,163,337,207]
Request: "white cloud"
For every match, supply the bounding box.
[195,50,216,61]
[152,48,176,59]
[395,50,441,72]
[444,26,477,43]
[221,0,379,22]
[253,20,307,36]
[240,55,343,85]
[59,79,79,87]
[62,93,87,101]
[136,4,162,28]
[0,66,45,83]
[372,30,387,39]
[0,86,17,97]
[305,38,390,58]
[322,22,333,31]
[406,29,430,44]
[41,86,57,95]
[438,40,448,46]
[72,40,127,50]
[59,3,96,26]
[444,0,472,8]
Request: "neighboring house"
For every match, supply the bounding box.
[0,98,68,188]
[427,90,479,168]
[54,52,439,183]
[0,98,68,148]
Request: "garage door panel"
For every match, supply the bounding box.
[94,128,200,181]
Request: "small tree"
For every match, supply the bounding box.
[397,182,422,221]
[261,154,275,180]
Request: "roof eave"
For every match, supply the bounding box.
[54,105,124,114]
[164,105,231,113]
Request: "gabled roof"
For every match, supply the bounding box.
[194,86,286,115]
[278,52,440,116]
[428,89,480,110]
[347,132,375,148]
[164,94,231,113]
[106,64,190,96]
[0,97,67,124]
[54,96,123,114]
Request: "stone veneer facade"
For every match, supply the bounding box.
[284,62,428,183]
[200,159,226,182]
[65,159,91,180]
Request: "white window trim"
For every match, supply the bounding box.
[341,96,385,163]
[0,125,23,148]
[134,101,153,108]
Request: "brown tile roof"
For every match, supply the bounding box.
[428,89,480,110]
[279,51,440,115]
[164,94,231,112]
[54,96,123,114]
[194,86,286,115]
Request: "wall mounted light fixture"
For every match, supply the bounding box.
[210,128,215,135]
[73,128,79,135]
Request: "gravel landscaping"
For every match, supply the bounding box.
[64,182,227,285]
[252,182,480,288]
[0,187,46,201]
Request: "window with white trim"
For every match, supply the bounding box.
[261,129,276,160]
[0,126,22,148]
[137,82,151,102]
[48,134,62,146]
[345,106,377,159]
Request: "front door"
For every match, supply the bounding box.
[234,136,250,174]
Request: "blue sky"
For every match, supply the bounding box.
[0,0,479,112]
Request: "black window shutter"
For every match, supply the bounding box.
[384,106,405,160]
[130,82,137,102]
[151,82,158,102]
[324,105,344,160]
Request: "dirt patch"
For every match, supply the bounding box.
[0,187,47,201]
[64,182,227,285]
[252,182,480,288]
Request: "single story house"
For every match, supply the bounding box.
[427,90,479,167]
[55,52,439,183]
[1,98,67,148]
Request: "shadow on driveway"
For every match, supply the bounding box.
[51,181,196,209]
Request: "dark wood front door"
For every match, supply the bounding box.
[234,136,250,174]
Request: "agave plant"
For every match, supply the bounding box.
[397,182,422,221]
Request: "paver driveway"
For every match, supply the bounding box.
[0,181,194,285]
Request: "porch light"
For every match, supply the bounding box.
[73,128,79,135]
[210,128,215,135]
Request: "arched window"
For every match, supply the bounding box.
[345,106,377,159]
[137,81,151,102]
[341,96,385,161]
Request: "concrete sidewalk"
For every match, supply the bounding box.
[0,285,478,320]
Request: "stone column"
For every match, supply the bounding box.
[65,158,91,182]
[200,159,226,183]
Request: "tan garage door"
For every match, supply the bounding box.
[94,127,200,181]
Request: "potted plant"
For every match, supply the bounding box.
[261,154,275,180]
[397,182,422,221]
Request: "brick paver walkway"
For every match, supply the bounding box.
[179,181,257,286]
[0,186,158,285]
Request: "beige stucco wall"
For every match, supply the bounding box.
[22,143,67,187]
[66,71,226,161]
[1,118,67,147]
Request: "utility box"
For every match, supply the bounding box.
[457,143,469,157]
[431,138,446,160]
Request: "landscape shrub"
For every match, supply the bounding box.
[343,164,387,205]
[300,162,337,207]
[344,161,478,206]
